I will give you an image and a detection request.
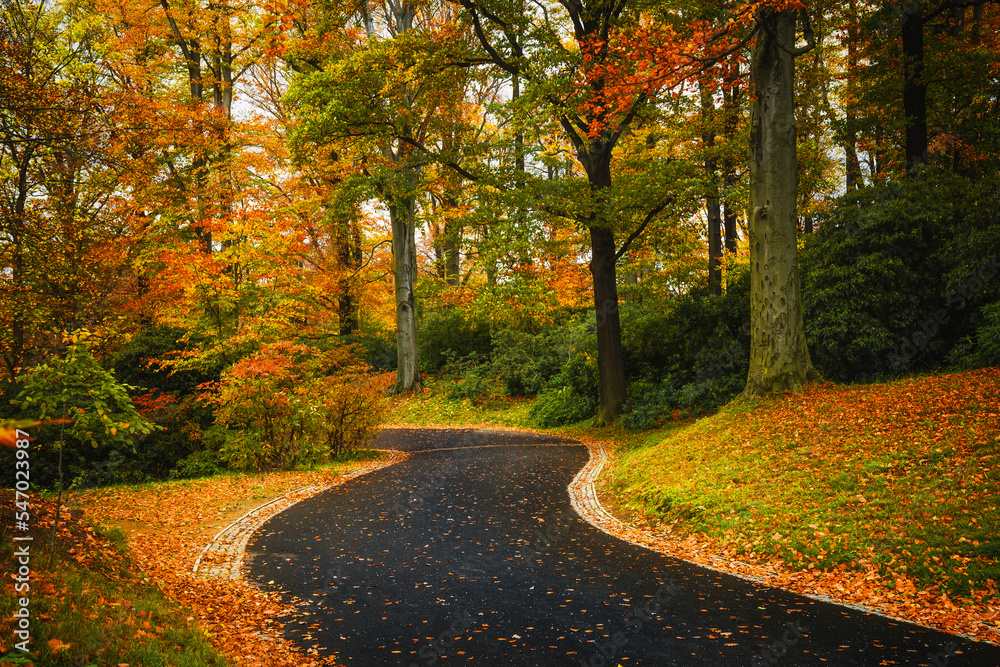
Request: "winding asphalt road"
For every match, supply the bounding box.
[246,429,1000,666]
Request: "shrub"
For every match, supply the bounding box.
[310,372,391,458]
[418,308,492,373]
[620,378,676,431]
[169,449,223,480]
[12,331,160,488]
[343,319,397,371]
[801,172,1000,381]
[529,385,598,427]
[205,342,386,471]
[490,327,568,397]
[113,325,223,396]
[528,325,600,427]
[970,302,1000,367]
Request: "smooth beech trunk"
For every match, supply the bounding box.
[390,195,422,394]
[746,9,817,396]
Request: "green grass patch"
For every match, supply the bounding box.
[602,369,1000,599]
[387,377,535,428]
[0,505,226,666]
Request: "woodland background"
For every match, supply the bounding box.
[2,0,1000,488]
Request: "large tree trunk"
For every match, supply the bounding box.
[576,137,627,426]
[589,224,625,426]
[746,9,817,397]
[390,194,422,394]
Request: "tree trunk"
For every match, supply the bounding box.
[700,76,723,296]
[337,220,358,336]
[746,9,817,397]
[444,231,460,286]
[901,11,928,172]
[843,0,863,190]
[723,201,738,252]
[444,194,461,286]
[589,223,625,426]
[390,195,422,394]
[721,56,741,257]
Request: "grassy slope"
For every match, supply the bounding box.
[0,493,226,666]
[600,367,1000,616]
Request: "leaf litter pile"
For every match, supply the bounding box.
[65,462,392,666]
[601,367,1000,644]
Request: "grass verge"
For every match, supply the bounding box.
[386,377,535,428]
[0,493,226,666]
[597,367,1000,639]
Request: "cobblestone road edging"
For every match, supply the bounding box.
[193,451,402,580]
[565,439,986,639]
[568,439,770,577]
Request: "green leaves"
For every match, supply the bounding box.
[14,330,160,452]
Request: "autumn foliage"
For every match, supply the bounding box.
[201,342,388,471]
[606,367,1000,642]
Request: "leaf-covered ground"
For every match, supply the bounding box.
[1,453,389,666]
[0,492,225,665]
[600,367,1000,644]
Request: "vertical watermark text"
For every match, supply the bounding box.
[12,428,32,653]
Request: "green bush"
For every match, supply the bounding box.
[343,318,397,371]
[529,385,598,427]
[620,378,676,431]
[11,332,160,489]
[109,326,224,483]
[169,449,223,480]
[206,342,386,471]
[969,301,1000,367]
[801,172,1000,381]
[418,308,492,373]
[113,325,223,396]
[614,270,751,427]
[528,324,599,427]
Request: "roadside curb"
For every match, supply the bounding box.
[566,438,997,645]
[192,451,402,580]
[568,439,777,586]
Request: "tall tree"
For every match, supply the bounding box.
[282,0,491,394]
[699,72,724,296]
[456,0,702,423]
[745,6,819,395]
[0,0,147,377]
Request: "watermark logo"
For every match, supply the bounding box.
[11,428,33,653]
[751,621,808,666]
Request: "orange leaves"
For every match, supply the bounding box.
[68,468,367,667]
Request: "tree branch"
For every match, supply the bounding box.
[615,200,672,262]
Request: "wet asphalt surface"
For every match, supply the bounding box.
[246,429,1000,666]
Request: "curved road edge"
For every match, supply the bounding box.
[568,437,997,645]
[192,449,405,580]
